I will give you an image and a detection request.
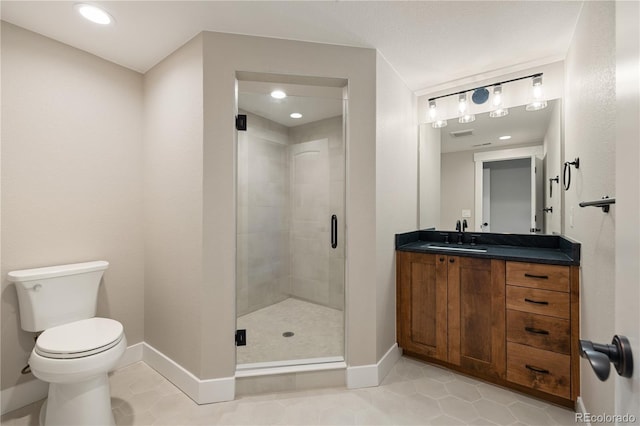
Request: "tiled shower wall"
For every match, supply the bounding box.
[289,116,345,310]
[237,111,291,316]
[237,112,344,316]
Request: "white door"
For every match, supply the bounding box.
[482,168,491,232]
[615,0,639,418]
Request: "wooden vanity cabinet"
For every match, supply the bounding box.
[448,256,506,378]
[505,261,579,401]
[397,251,580,406]
[396,252,505,378]
[396,252,448,361]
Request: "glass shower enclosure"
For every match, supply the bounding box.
[235,77,346,369]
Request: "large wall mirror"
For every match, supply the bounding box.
[419,98,562,235]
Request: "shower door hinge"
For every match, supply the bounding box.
[235,329,247,346]
[236,114,247,131]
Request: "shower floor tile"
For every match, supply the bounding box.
[236,298,344,365]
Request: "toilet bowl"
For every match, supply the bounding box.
[30,317,126,426]
[8,261,125,426]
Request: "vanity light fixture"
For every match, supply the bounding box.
[458,93,475,124]
[427,72,545,125]
[270,90,287,99]
[74,3,114,25]
[489,84,509,118]
[525,75,548,111]
[290,112,302,119]
[432,119,448,129]
[429,99,448,128]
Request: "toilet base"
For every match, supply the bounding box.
[39,374,115,426]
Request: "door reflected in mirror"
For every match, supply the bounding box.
[419,99,562,235]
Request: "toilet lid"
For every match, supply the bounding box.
[35,317,123,359]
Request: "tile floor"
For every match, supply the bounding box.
[236,298,344,365]
[1,356,578,426]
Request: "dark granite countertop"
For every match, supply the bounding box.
[396,230,580,266]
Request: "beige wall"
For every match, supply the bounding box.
[143,34,205,376]
[543,100,563,234]
[440,150,477,231]
[197,31,377,378]
[419,125,441,230]
[563,1,616,414]
[1,23,144,390]
[375,53,418,359]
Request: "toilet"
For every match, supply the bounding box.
[9,261,126,426]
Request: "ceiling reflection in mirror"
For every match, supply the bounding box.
[420,99,562,235]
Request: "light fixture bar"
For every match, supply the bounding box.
[427,73,543,102]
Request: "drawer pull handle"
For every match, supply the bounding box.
[525,327,550,335]
[524,273,549,279]
[524,298,549,305]
[525,364,550,375]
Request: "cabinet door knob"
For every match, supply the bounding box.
[449,258,455,263]
[439,257,445,262]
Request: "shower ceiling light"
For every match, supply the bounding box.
[270,90,287,99]
[499,135,512,140]
[290,112,302,119]
[75,3,114,25]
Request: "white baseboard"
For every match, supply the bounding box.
[576,396,590,426]
[115,341,144,369]
[0,376,48,416]
[1,342,143,416]
[346,343,401,389]
[142,343,234,404]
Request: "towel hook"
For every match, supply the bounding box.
[563,158,579,191]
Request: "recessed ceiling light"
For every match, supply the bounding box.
[270,90,287,99]
[75,3,114,25]
[499,135,512,140]
[290,113,302,119]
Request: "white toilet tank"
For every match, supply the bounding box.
[8,261,109,332]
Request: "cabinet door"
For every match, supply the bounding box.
[448,256,506,377]
[397,251,448,361]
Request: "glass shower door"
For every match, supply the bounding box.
[235,83,345,368]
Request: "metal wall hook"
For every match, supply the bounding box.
[563,158,580,191]
[549,176,559,197]
[579,335,633,381]
[542,207,553,213]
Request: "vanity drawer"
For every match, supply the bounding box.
[506,286,570,319]
[507,342,571,399]
[506,262,569,292]
[507,310,570,354]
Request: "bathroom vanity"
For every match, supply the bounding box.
[396,230,580,408]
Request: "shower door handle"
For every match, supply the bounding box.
[331,215,338,249]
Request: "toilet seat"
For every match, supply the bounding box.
[35,317,124,359]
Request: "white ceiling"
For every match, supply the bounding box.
[440,99,557,154]
[1,1,583,92]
